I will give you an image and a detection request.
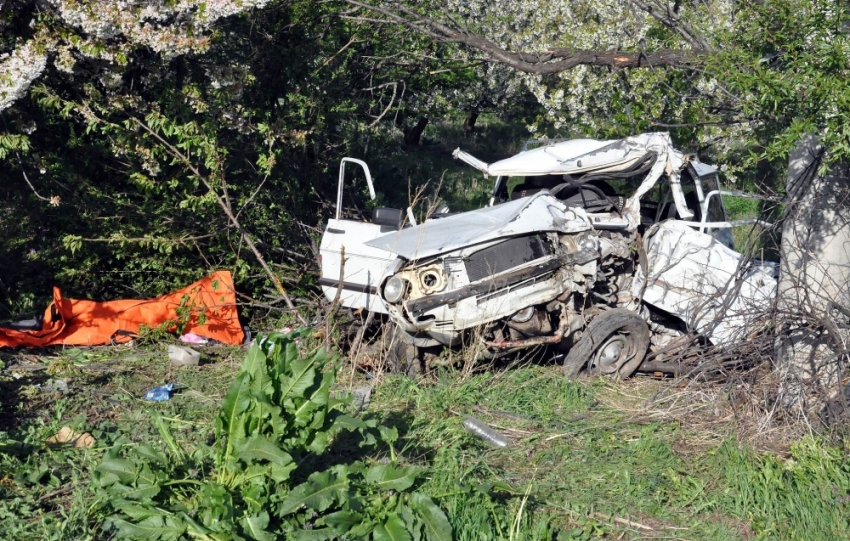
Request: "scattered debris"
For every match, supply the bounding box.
[351,386,372,413]
[145,383,175,401]
[46,426,94,449]
[41,378,69,394]
[179,333,211,345]
[462,415,511,448]
[168,345,201,367]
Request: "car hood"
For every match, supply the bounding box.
[365,192,592,260]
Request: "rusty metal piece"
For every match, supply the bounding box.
[485,329,565,349]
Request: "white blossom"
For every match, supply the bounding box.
[0,41,48,112]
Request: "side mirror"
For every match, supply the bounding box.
[372,207,403,230]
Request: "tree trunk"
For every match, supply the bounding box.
[462,109,479,135]
[403,117,428,147]
[776,134,850,415]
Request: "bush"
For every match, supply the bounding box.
[95,330,451,540]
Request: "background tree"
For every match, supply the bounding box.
[0,0,501,319]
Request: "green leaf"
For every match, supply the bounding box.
[365,465,420,492]
[108,514,185,541]
[409,493,452,541]
[134,445,167,464]
[240,512,275,541]
[379,425,399,444]
[316,510,362,533]
[374,514,412,541]
[236,435,293,466]
[218,370,253,442]
[279,467,349,516]
[97,458,137,484]
[108,482,161,501]
[111,500,159,521]
[289,528,337,540]
[280,355,319,403]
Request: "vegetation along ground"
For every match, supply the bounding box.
[2,332,850,540]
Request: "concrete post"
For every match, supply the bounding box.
[776,134,850,413]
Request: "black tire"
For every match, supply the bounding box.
[385,325,423,378]
[562,309,650,380]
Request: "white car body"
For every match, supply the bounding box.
[319,133,777,368]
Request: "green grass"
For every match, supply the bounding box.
[723,194,782,260]
[2,342,850,540]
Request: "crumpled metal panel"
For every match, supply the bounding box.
[453,132,695,230]
[365,192,592,260]
[453,138,617,176]
[634,220,777,344]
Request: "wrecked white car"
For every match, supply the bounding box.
[320,133,777,378]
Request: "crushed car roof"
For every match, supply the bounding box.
[453,133,679,177]
[454,132,697,228]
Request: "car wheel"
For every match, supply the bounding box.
[562,309,650,380]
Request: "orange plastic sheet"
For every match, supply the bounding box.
[0,271,244,348]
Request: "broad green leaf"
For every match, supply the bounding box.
[134,445,167,464]
[280,353,321,403]
[108,514,185,541]
[269,461,297,483]
[249,351,274,398]
[179,512,212,537]
[374,514,412,541]
[240,512,275,541]
[109,481,161,501]
[279,467,349,516]
[333,414,368,432]
[401,506,422,541]
[111,500,159,521]
[236,435,293,466]
[218,371,252,442]
[317,510,362,533]
[97,458,137,484]
[138,464,158,486]
[364,465,420,492]
[409,493,452,541]
[289,527,337,541]
[379,426,399,444]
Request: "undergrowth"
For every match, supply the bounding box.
[1,338,850,540]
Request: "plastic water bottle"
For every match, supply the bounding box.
[462,416,510,448]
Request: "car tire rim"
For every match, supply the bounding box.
[590,334,632,375]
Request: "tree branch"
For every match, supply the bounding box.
[627,0,712,52]
[344,1,701,73]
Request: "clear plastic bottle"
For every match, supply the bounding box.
[462,416,511,448]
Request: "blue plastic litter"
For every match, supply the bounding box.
[145,383,174,402]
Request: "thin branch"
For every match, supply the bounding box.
[368,81,399,127]
[17,154,58,205]
[628,0,712,51]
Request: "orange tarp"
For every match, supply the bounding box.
[0,271,244,348]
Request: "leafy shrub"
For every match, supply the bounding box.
[95,330,451,540]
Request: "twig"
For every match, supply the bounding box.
[592,512,654,531]
[37,486,74,503]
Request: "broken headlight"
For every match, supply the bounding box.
[383,275,406,303]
